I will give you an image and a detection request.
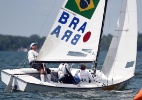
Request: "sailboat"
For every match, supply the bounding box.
[1,0,138,92]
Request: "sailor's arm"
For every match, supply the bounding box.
[74,70,80,77]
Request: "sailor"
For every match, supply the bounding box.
[58,63,67,79]
[28,42,51,82]
[76,64,94,83]
[58,63,75,84]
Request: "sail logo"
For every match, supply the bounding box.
[65,0,100,19]
[50,11,91,45]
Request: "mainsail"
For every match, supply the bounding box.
[37,0,108,62]
[102,0,137,82]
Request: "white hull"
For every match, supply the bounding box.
[1,68,132,92]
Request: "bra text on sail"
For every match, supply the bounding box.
[50,11,87,45]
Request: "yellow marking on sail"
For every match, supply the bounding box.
[75,0,95,12]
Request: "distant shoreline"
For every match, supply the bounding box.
[0,33,142,51]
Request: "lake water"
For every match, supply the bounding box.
[0,51,142,100]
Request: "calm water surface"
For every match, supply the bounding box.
[0,51,142,100]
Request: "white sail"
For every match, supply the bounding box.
[102,0,137,83]
[36,0,107,62]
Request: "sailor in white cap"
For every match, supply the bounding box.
[28,42,51,82]
[28,42,38,63]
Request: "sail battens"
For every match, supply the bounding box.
[67,51,87,57]
[115,29,128,31]
[82,49,92,53]
[120,11,136,13]
[125,61,134,68]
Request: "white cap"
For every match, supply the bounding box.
[30,42,38,48]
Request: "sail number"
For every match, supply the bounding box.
[50,11,88,45]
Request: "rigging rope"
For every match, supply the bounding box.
[38,0,58,36]
[16,55,28,68]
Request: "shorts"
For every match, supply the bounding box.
[30,62,43,71]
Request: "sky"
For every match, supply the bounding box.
[0,0,142,37]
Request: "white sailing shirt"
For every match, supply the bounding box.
[28,50,38,63]
[77,70,94,83]
[58,63,71,79]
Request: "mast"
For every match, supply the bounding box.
[94,0,108,68]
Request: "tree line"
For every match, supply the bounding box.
[0,33,142,51]
[0,34,45,51]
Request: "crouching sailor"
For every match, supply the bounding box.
[58,63,76,84]
[28,42,51,82]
